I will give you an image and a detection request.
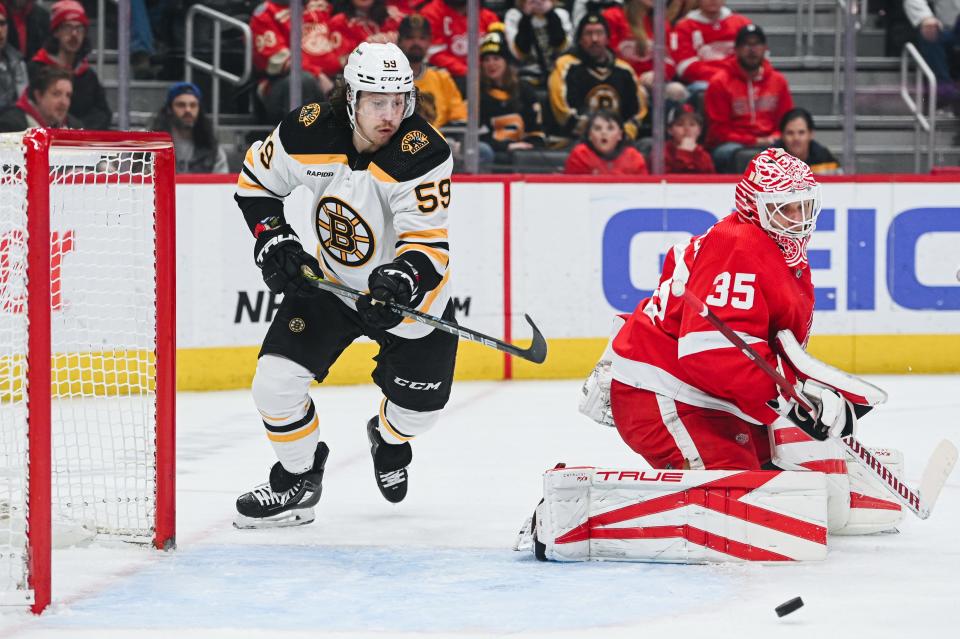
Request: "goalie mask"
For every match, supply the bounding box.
[734,148,822,267]
[343,42,417,131]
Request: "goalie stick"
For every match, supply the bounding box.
[300,266,548,364]
[670,279,957,520]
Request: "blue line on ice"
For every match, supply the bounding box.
[46,545,735,632]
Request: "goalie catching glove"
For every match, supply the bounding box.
[357,260,421,329]
[253,217,321,298]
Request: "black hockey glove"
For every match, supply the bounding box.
[253,218,321,298]
[356,260,420,329]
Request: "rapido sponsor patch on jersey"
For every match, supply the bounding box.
[299,103,322,127]
[401,130,430,155]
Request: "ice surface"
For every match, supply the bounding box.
[1,375,958,638]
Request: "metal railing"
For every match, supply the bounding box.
[900,43,937,173]
[184,5,253,130]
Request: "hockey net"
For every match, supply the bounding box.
[0,129,175,613]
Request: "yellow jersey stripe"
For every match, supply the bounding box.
[237,175,267,192]
[266,415,319,442]
[398,228,449,241]
[368,162,397,183]
[289,153,349,165]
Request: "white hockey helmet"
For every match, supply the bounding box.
[342,42,417,130]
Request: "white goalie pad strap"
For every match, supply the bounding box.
[535,466,828,563]
[578,315,626,427]
[833,447,906,536]
[776,329,887,406]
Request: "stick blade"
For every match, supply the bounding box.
[918,439,958,518]
[522,314,548,364]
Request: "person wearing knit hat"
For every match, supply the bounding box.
[28,0,111,129]
[547,11,648,141]
[664,102,715,173]
[397,14,466,128]
[150,81,228,174]
[0,3,29,109]
[478,23,545,168]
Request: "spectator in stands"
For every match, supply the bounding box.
[250,0,338,124]
[397,14,466,127]
[603,0,688,102]
[420,0,499,92]
[0,65,77,131]
[151,82,229,174]
[0,4,28,109]
[5,0,49,60]
[704,24,794,173]
[564,109,648,174]
[330,0,401,59]
[478,27,546,165]
[548,12,648,141]
[903,0,960,105]
[503,0,573,89]
[672,0,751,87]
[775,108,840,175]
[30,1,111,129]
[664,102,714,173]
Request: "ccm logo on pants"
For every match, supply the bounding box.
[394,377,442,390]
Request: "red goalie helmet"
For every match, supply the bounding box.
[734,148,822,267]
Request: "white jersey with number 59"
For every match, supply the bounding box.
[235,101,453,340]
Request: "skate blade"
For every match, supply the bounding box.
[233,507,316,529]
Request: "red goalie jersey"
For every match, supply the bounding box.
[609,148,822,470]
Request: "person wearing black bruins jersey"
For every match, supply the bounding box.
[233,42,457,529]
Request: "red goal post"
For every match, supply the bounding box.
[0,129,176,614]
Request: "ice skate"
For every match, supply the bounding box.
[234,442,329,529]
[367,417,411,503]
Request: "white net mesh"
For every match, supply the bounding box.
[0,134,161,602]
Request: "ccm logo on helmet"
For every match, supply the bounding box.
[394,377,442,391]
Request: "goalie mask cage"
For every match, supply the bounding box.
[0,129,176,614]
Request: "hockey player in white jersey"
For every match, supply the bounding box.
[232,42,457,528]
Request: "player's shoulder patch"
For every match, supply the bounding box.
[277,102,348,155]
[372,114,451,183]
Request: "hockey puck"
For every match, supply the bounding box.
[775,597,804,618]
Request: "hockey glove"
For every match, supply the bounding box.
[356,260,420,329]
[768,380,855,441]
[253,218,321,298]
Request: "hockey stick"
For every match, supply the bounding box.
[670,279,957,520]
[300,266,547,364]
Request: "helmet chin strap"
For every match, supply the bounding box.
[353,124,375,150]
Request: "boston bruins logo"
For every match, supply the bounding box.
[299,102,321,127]
[401,130,429,155]
[584,84,621,116]
[315,196,375,267]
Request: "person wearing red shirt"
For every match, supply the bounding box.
[329,0,401,61]
[704,25,793,173]
[420,0,498,87]
[250,0,338,123]
[564,110,648,175]
[664,103,714,173]
[671,0,751,86]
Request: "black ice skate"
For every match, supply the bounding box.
[234,442,329,529]
[367,417,411,503]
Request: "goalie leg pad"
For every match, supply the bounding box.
[833,447,905,535]
[530,466,828,563]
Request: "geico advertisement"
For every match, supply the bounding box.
[511,181,960,338]
[175,181,505,349]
